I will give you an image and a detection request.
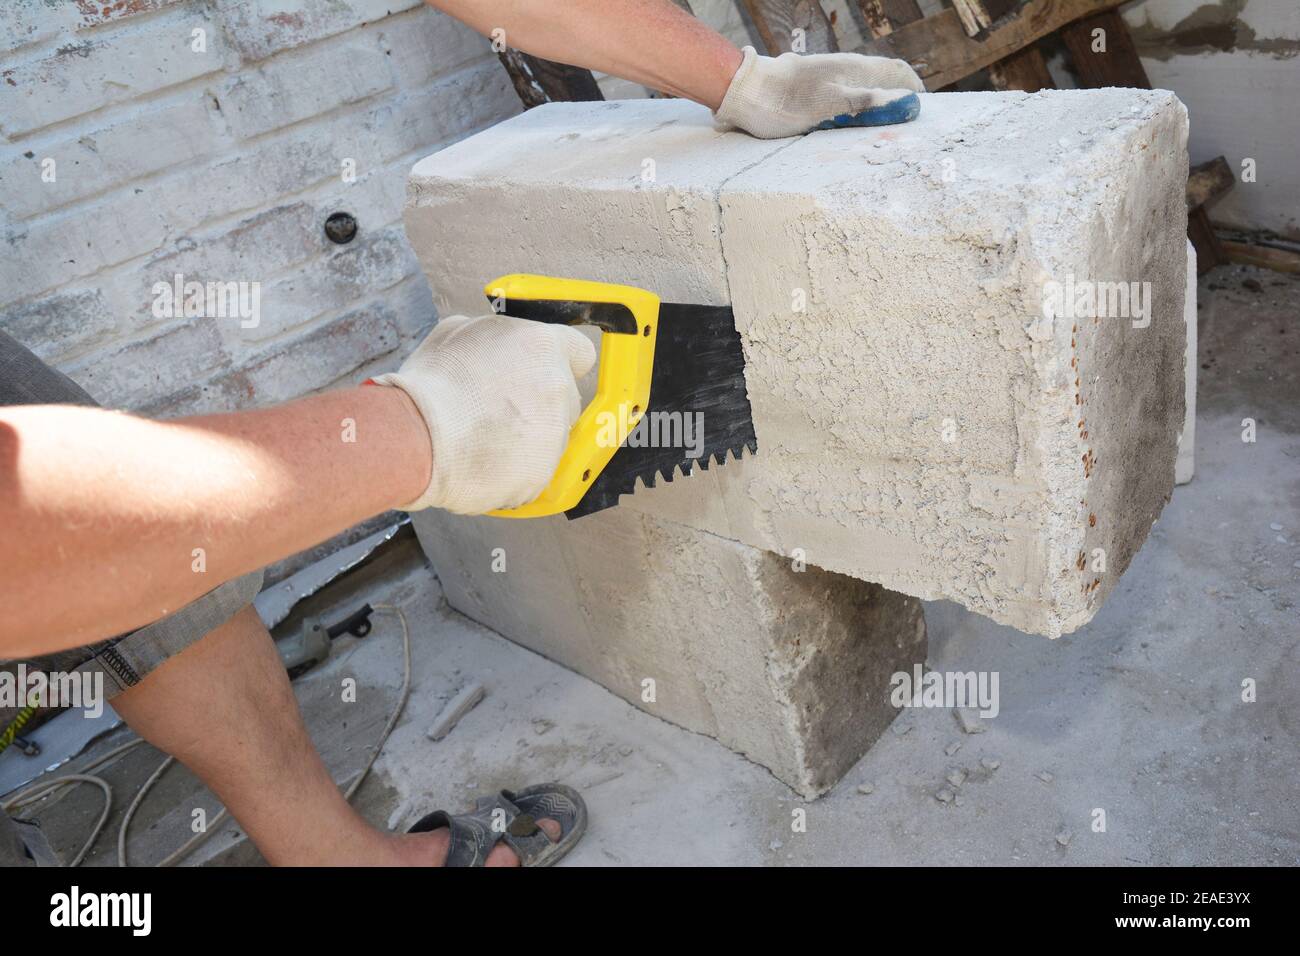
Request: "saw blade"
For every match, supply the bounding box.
[566,303,757,519]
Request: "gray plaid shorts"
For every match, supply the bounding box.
[1,328,264,865]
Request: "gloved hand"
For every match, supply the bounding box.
[372,314,596,514]
[714,45,924,139]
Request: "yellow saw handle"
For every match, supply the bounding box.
[485,274,659,518]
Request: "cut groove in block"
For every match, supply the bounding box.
[406,92,1189,637]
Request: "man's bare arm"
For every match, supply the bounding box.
[0,314,595,659]
[0,386,430,657]
[426,0,925,138]
[428,0,744,110]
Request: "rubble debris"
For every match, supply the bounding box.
[425,682,485,741]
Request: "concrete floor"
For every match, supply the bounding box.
[10,265,1298,866]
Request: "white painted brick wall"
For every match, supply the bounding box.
[0,0,521,416]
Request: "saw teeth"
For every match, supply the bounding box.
[629,443,754,494]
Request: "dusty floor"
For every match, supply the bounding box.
[9,265,1298,866]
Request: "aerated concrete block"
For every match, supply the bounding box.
[406,91,1189,637]
[413,507,926,798]
[1177,238,1198,485]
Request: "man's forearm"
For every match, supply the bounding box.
[0,386,430,657]
[429,0,743,109]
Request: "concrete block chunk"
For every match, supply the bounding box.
[1176,238,1198,485]
[406,92,1189,637]
[413,507,926,798]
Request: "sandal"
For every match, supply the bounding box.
[408,783,587,867]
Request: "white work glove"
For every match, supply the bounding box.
[372,314,596,515]
[714,45,924,139]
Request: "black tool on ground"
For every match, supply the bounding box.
[327,604,375,639]
[278,603,375,679]
[484,274,757,520]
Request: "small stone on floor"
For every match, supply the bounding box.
[956,708,986,734]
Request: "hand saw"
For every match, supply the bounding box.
[484,273,757,520]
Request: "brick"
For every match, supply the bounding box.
[381,272,439,343]
[0,6,228,137]
[228,227,415,343]
[0,0,533,430]
[158,128,342,226]
[0,287,118,363]
[66,318,229,409]
[318,158,412,236]
[370,62,520,164]
[0,0,182,54]
[136,299,401,417]
[73,0,183,26]
[156,202,320,279]
[125,61,516,244]
[213,0,422,62]
[153,273,427,418]
[377,6,490,89]
[0,188,171,303]
[0,93,222,220]
[240,301,401,404]
[116,203,321,318]
[404,93,1189,638]
[218,38,393,140]
[1,1,74,52]
[139,368,255,419]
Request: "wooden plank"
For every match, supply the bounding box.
[1058,9,1226,268]
[952,0,994,37]
[742,0,839,54]
[496,50,604,108]
[1059,9,1150,87]
[856,0,924,38]
[988,45,1055,91]
[496,49,550,109]
[1187,209,1226,275]
[1186,156,1234,210]
[1221,240,1300,275]
[961,1,1040,37]
[859,0,1117,90]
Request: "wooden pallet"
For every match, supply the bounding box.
[492,0,1231,271]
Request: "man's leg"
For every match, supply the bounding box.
[112,606,557,866]
[1,329,557,866]
[0,328,256,860]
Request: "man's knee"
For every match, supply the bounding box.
[82,569,266,699]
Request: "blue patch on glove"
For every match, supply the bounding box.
[814,91,921,130]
